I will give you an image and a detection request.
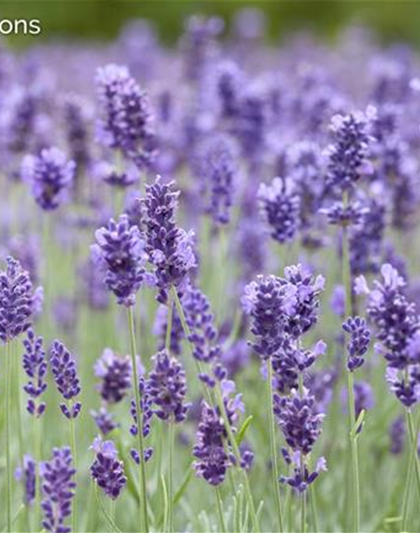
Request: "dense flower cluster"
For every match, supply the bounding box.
[148,350,190,422]
[342,316,371,371]
[50,340,82,419]
[0,256,34,343]
[22,328,48,417]
[92,214,147,307]
[40,447,76,533]
[15,455,36,506]
[22,147,75,211]
[142,177,196,303]
[95,64,157,168]
[94,348,131,404]
[90,436,127,500]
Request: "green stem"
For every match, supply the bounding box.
[342,206,360,533]
[35,416,42,530]
[301,489,307,533]
[310,484,319,533]
[68,401,77,533]
[127,306,149,533]
[5,341,12,533]
[171,286,260,533]
[215,486,227,533]
[402,409,420,532]
[267,358,284,533]
[166,296,173,353]
[168,422,175,533]
[95,483,122,533]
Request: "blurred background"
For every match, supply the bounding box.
[1,0,420,46]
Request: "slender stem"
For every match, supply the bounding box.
[171,286,260,532]
[168,422,175,533]
[35,416,42,530]
[166,296,173,353]
[127,306,149,533]
[406,410,420,497]
[5,341,13,533]
[342,206,360,533]
[310,484,319,533]
[95,484,122,533]
[301,490,307,533]
[267,358,284,533]
[68,402,77,533]
[215,486,227,533]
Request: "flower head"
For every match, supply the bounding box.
[92,214,147,307]
[22,328,47,417]
[94,348,131,404]
[22,147,75,211]
[148,350,190,422]
[90,436,127,500]
[15,455,36,506]
[0,256,34,343]
[95,64,157,168]
[50,340,81,419]
[343,316,371,371]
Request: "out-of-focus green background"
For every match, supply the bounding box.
[1,1,420,45]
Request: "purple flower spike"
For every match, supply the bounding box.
[94,348,131,404]
[326,107,375,192]
[182,285,220,363]
[258,177,301,244]
[40,447,76,533]
[193,401,230,486]
[15,455,36,506]
[142,177,196,303]
[0,256,34,343]
[242,275,297,360]
[343,316,371,371]
[90,436,127,500]
[50,340,81,419]
[22,328,47,417]
[95,64,157,168]
[92,214,147,307]
[274,389,324,455]
[91,407,119,435]
[22,147,75,211]
[280,449,327,493]
[148,350,190,423]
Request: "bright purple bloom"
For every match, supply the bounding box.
[142,177,196,303]
[343,316,371,371]
[40,447,76,533]
[325,108,375,192]
[242,275,297,360]
[197,134,237,225]
[258,177,301,244]
[92,214,147,307]
[15,455,36,506]
[94,348,131,404]
[274,389,324,455]
[129,378,154,465]
[280,449,327,493]
[22,328,47,417]
[90,436,127,500]
[22,147,75,211]
[182,285,220,363]
[91,407,119,435]
[283,264,325,338]
[148,350,190,422]
[95,64,157,168]
[193,401,230,486]
[50,340,81,419]
[0,256,34,343]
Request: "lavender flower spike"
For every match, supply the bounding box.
[40,447,76,533]
[15,455,36,506]
[148,349,190,422]
[0,256,34,343]
[92,214,148,307]
[94,348,131,404]
[343,316,371,371]
[90,436,127,500]
[143,177,196,303]
[50,340,81,419]
[22,147,75,211]
[22,328,47,417]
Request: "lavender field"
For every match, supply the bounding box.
[1,10,420,533]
